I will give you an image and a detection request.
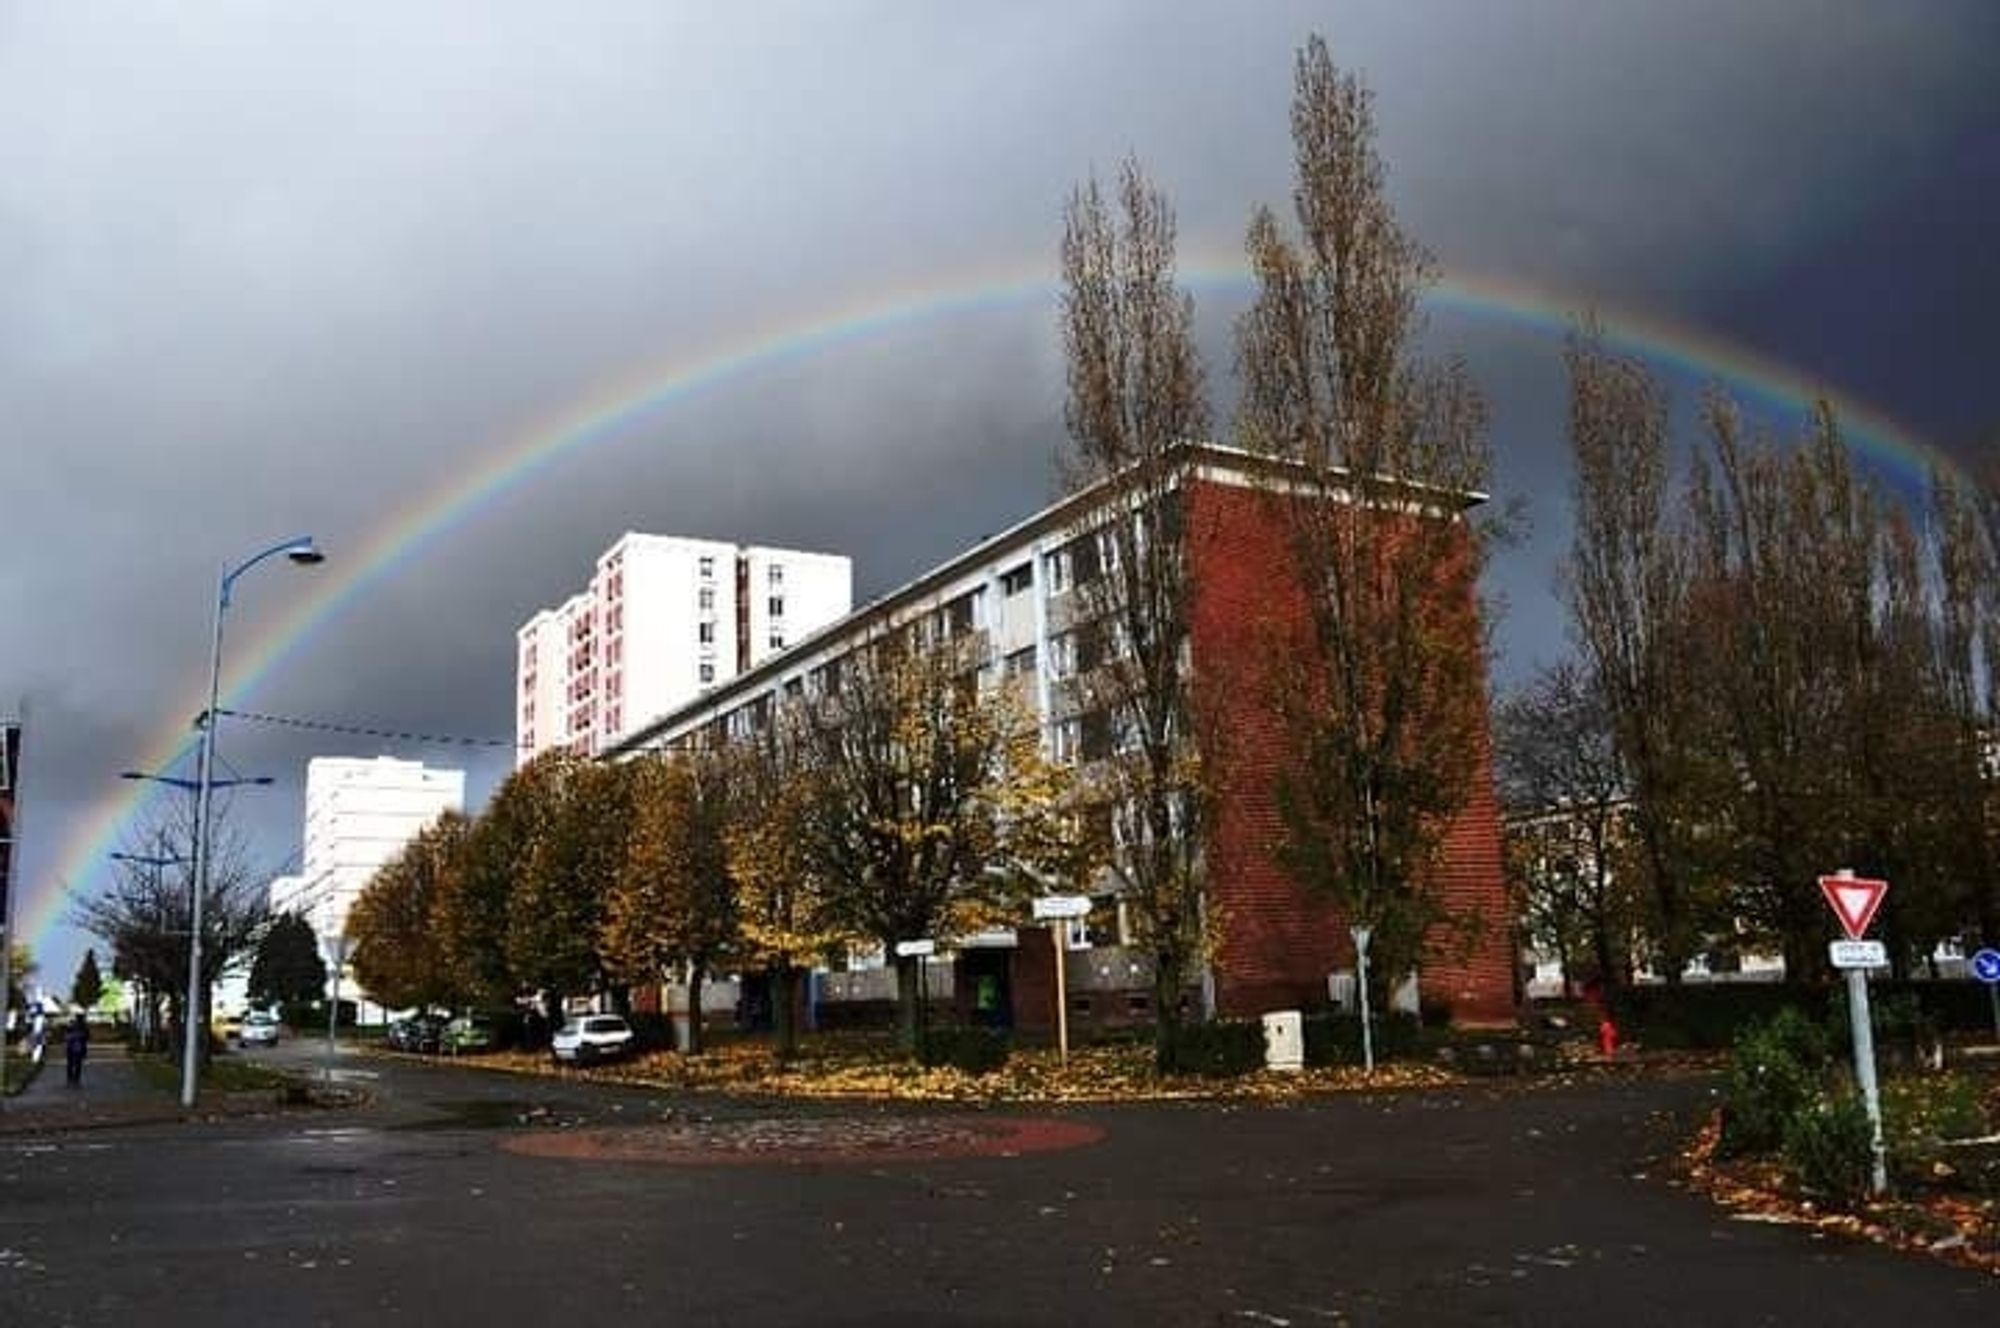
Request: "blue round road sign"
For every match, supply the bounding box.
[1972,948,2000,984]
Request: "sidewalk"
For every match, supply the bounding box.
[0,1041,186,1134]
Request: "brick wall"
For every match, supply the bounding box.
[1183,475,1516,1024]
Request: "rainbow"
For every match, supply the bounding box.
[22,246,1958,954]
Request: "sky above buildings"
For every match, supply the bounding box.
[4,2,1996,984]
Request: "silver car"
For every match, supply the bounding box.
[239,1013,282,1047]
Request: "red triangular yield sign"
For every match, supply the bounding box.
[1818,874,1888,940]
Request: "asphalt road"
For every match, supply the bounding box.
[0,1042,1990,1326]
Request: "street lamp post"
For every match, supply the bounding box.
[177,535,323,1109]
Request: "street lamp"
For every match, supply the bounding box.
[179,534,324,1109]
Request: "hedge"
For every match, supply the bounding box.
[1605,980,1998,1050]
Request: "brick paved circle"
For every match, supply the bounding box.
[499,1114,1105,1166]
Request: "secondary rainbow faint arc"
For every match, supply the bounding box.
[27,249,1955,951]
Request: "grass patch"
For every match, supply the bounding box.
[2,1051,42,1096]
[129,1052,300,1096]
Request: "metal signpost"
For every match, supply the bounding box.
[1031,895,1090,1064]
[1969,947,2000,1044]
[1351,925,1374,1075]
[894,939,936,1051]
[325,933,350,1078]
[1819,870,1889,1197]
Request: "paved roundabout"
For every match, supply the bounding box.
[499,1111,1106,1165]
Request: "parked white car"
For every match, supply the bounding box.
[239,1013,282,1047]
[549,1015,635,1064]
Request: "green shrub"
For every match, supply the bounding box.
[1719,1008,1832,1157]
[1162,1020,1265,1078]
[1781,1092,1875,1208]
[918,1026,1010,1075]
[1302,1012,1424,1067]
[1606,984,1807,1049]
[1883,1071,1990,1164]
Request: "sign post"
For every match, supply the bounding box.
[1351,925,1374,1076]
[1819,870,1889,1197]
[0,718,24,1116]
[894,939,936,1054]
[1032,896,1090,1065]
[1969,947,2000,1044]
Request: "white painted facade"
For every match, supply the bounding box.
[515,534,852,764]
[299,756,465,943]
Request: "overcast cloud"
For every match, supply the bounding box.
[4,2,1995,983]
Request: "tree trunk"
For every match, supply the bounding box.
[894,954,921,1055]
[1152,949,1184,1073]
[686,962,706,1056]
[771,964,799,1062]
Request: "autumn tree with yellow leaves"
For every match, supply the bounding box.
[784,633,1095,1052]
[349,810,471,1013]
[726,715,850,1060]
[603,746,739,1053]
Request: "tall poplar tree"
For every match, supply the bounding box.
[1058,156,1215,1066]
[1234,35,1494,999]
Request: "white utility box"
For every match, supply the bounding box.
[1262,1009,1304,1072]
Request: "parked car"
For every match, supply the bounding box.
[441,1014,497,1055]
[239,1012,282,1047]
[387,1014,446,1054]
[550,1014,634,1064]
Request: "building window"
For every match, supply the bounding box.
[1053,717,1081,765]
[699,587,715,612]
[1045,548,1071,595]
[768,595,784,619]
[1096,526,1123,577]
[769,631,786,651]
[1049,633,1076,679]
[699,661,715,684]
[768,564,784,586]
[699,621,715,645]
[699,555,715,578]
[1004,646,1037,679]
[1000,562,1034,596]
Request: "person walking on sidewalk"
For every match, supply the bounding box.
[63,1014,89,1087]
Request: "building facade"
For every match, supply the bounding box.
[291,756,465,945]
[609,445,1516,1024]
[515,534,852,764]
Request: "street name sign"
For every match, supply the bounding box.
[1829,939,1888,970]
[1031,895,1091,921]
[1818,873,1888,940]
[894,939,936,959]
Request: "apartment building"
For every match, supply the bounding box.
[516,534,852,764]
[294,756,465,943]
[608,444,1516,1024]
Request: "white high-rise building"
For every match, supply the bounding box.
[295,756,465,943]
[515,534,852,764]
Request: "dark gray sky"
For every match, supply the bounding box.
[5,2,1995,985]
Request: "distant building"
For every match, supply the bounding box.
[296,756,465,945]
[515,534,852,764]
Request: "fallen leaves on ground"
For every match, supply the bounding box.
[1676,1106,2000,1278]
[458,1039,1458,1105]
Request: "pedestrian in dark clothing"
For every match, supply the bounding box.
[64,1014,89,1087]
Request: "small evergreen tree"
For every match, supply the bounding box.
[248,912,329,1012]
[70,948,104,1013]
